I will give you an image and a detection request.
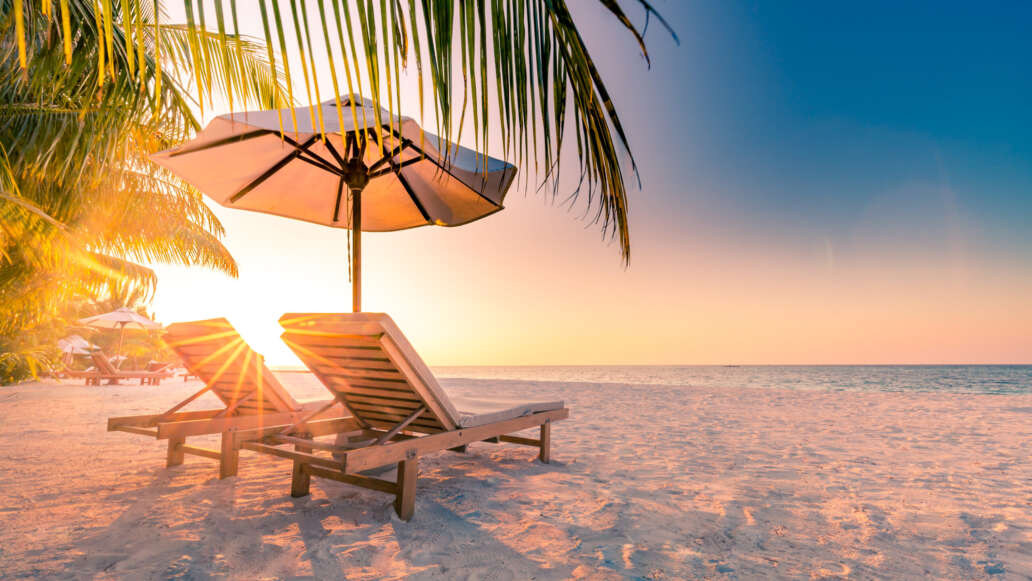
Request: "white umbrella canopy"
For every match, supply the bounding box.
[57,335,96,355]
[79,308,161,359]
[79,307,161,330]
[151,95,516,231]
[150,95,518,311]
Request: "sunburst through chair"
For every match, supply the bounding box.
[228,313,569,520]
[106,318,345,477]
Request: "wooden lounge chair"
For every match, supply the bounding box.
[143,361,177,384]
[146,360,176,374]
[107,318,346,477]
[67,350,167,386]
[227,313,569,521]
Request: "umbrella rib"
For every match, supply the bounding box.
[282,135,344,173]
[332,176,345,222]
[368,140,408,173]
[344,133,355,159]
[399,141,444,171]
[394,137,504,207]
[295,152,344,175]
[230,135,320,203]
[324,138,348,168]
[169,129,274,157]
[395,171,432,223]
[368,156,422,178]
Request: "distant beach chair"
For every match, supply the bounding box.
[145,360,176,374]
[107,318,346,477]
[227,313,568,521]
[66,350,168,386]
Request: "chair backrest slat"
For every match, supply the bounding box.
[279,313,460,433]
[90,350,119,375]
[165,318,300,415]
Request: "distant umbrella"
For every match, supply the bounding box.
[56,334,97,365]
[79,307,161,359]
[57,335,96,358]
[150,95,517,312]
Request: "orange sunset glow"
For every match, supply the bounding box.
[149,175,1032,366]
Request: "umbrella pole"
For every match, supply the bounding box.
[343,152,370,313]
[117,323,126,363]
[352,187,362,313]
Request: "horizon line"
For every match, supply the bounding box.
[270,362,1032,370]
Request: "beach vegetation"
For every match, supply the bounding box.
[0,0,284,383]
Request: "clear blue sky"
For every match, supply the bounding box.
[585,0,1032,259]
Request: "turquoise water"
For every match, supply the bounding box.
[428,365,1032,395]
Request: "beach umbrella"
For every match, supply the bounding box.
[57,335,97,366]
[57,334,95,355]
[79,307,161,359]
[150,95,516,312]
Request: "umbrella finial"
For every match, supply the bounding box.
[343,158,369,193]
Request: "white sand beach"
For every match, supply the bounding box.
[1,374,1031,580]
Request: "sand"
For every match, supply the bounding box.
[1,374,1030,580]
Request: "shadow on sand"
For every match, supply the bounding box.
[57,450,570,580]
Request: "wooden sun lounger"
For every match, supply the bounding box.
[67,351,168,386]
[146,361,177,375]
[107,318,346,477]
[226,313,569,520]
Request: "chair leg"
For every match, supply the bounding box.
[538,421,552,463]
[290,461,311,497]
[294,433,313,454]
[394,458,418,521]
[166,437,185,467]
[290,435,313,497]
[218,430,239,479]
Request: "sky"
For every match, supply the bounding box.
[150,1,1032,366]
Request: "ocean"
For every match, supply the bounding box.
[425,365,1032,395]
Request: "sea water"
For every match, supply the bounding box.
[428,365,1032,395]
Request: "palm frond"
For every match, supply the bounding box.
[160,24,289,111]
[6,0,673,263]
[0,0,299,381]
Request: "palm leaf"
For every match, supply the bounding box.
[6,0,674,265]
[0,0,296,381]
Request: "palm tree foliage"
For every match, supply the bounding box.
[1,0,672,381]
[0,0,285,382]
[8,0,675,263]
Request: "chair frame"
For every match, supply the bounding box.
[108,399,346,478]
[107,318,345,477]
[226,409,566,520]
[68,351,168,386]
[228,313,569,520]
